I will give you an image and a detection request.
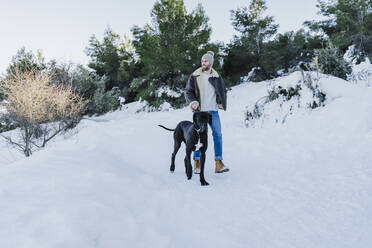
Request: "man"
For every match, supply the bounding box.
[185,51,229,174]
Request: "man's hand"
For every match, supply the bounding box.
[191,102,199,110]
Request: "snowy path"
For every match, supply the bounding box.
[0,74,372,247]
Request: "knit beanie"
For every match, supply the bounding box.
[201,51,214,66]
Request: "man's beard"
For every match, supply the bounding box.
[202,64,211,71]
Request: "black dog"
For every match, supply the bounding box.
[159,111,211,186]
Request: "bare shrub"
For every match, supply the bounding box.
[0,69,86,156]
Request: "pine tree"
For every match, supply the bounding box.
[305,0,372,62]
[86,28,136,92]
[315,43,352,79]
[231,0,278,60]
[130,0,219,108]
[5,47,46,77]
[261,29,325,76]
[223,0,278,84]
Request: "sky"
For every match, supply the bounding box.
[0,0,323,75]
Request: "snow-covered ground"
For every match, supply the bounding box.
[1,72,372,248]
[348,59,372,87]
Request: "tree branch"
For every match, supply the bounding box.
[0,134,25,151]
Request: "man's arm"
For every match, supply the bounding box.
[217,77,227,110]
[185,75,199,110]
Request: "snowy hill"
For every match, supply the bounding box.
[1,72,372,248]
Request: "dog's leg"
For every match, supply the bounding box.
[200,152,209,186]
[184,148,193,180]
[170,141,181,173]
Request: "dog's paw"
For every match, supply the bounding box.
[170,165,175,173]
[201,180,209,186]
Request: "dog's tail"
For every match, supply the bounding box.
[158,125,175,131]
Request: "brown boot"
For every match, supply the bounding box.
[215,160,229,173]
[194,160,200,174]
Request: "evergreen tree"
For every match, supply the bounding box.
[86,28,136,92]
[223,0,278,84]
[231,0,278,60]
[5,47,46,77]
[47,62,121,116]
[315,43,352,79]
[305,0,372,62]
[261,29,325,76]
[130,0,220,108]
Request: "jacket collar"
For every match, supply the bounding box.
[192,67,219,78]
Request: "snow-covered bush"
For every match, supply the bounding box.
[0,114,15,133]
[0,104,13,133]
[134,99,174,113]
[89,86,121,115]
[347,58,372,87]
[315,44,352,80]
[239,67,262,83]
[245,70,326,127]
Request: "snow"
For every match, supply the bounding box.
[1,72,372,247]
[0,107,6,115]
[0,100,8,115]
[344,45,372,87]
[348,58,372,87]
[156,86,182,98]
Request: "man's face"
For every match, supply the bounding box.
[201,59,211,71]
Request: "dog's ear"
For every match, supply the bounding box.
[208,113,212,125]
[193,112,197,123]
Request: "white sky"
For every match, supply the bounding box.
[0,0,323,74]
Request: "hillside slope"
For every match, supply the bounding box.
[0,72,372,248]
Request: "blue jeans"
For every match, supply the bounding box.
[193,111,223,161]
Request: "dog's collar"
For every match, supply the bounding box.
[194,123,203,134]
[193,125,201,142]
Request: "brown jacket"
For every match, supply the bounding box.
[185,67,227,111]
